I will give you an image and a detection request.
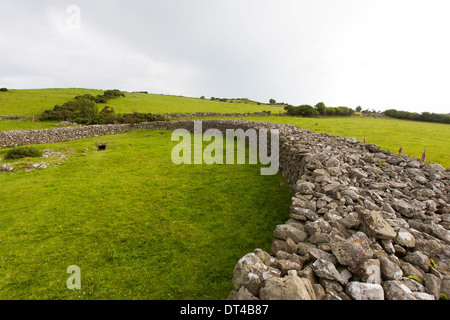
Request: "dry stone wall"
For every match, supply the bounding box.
[1,120,449,300]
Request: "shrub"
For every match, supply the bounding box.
[286,103,354,117]
[0,88,8,92]
[74,118,87,125]
[384,109,450,124]
[334,106,355,116]
[75,98,98,125]
[75,94,96,101]
[94,95,108,103]
[285,105,318,117]
[39,97,99,124]
[94,112,168,125]
[5,146,42,160]
[100,106,115,114]
[39,109,61,121]
[314,102,326,115]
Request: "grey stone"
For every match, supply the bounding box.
[345,282,384,300]
[322,181,342,194]
[228,286,259,300]
[359,259,382,284]
[331,232,373,272]
[431,223,450,245]
[340,212,360,229]
[304,218,331,236]
[274,224,308,244]
[312,283,326,300]
[382,280,417,300]
[295,181,315,195]
[401,262,425,282]
[441,276,450,299]
[232,253,280,296]
[259,271,314,300]
[413,292,435,300]
[324,157,340,168]
[341,189,361,201]
[360,209,397,240]
[351,168,368,179]
[309,233,331,245]
[379,255,403,281]
[271,239,297,255]
[424,273,441,300]
[0,164,14,172]
[392,199,415,218]
[404,251,430,272]
[312,168,329,178]
[309,248,338,265]
[254,249,279,269]
[277,259,303,275]
[395,228,416,248]
[311,259,345,285]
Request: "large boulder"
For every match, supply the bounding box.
[259,271,315,300]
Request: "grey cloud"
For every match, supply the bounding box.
[1,0,449,113]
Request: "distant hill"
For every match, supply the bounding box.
[0,89,282,116]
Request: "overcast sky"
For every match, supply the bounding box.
[1,0,449,113]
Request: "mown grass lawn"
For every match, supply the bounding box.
[0,130,291,300]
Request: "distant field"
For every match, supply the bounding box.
[0,89,282,116]
[0,89,103,116]
[96,93,282,114]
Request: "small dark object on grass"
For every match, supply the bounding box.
[96,142,108,151]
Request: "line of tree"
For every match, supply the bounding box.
[284,102,355,117]
[384,109,450,124]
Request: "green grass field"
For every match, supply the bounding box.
[0,130,291,299]
[0,89,282,116]
[97,93,282,114]
[0,89,103,116]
